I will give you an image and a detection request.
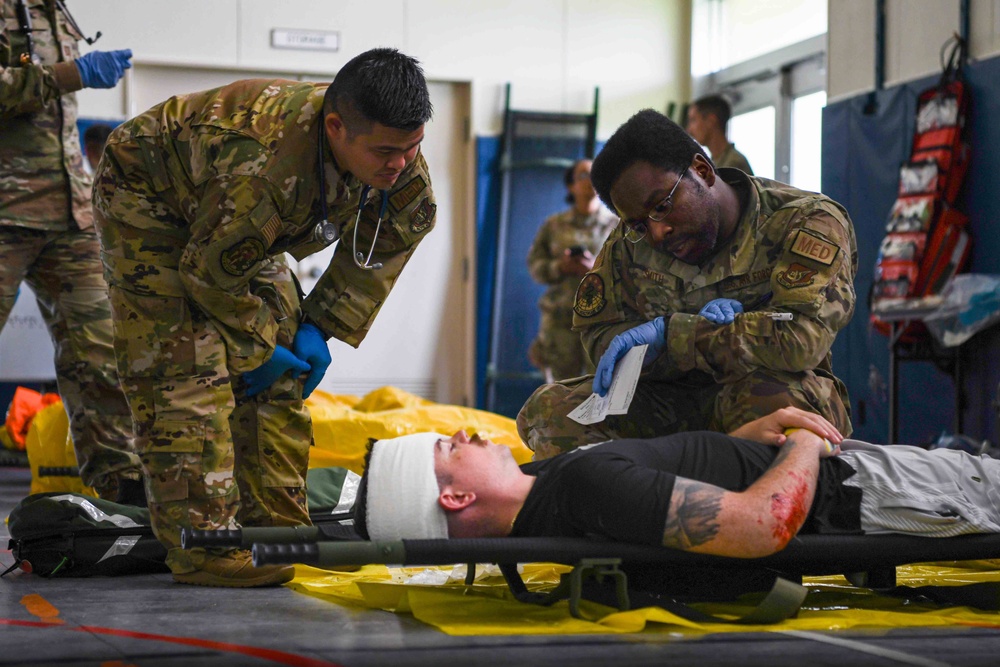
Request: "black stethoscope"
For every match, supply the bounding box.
[314,125,387,271]
[16,0,101,65]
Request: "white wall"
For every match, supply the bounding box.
[72,0,690,139]
[0,285,56,382]
[828,0,1000,103]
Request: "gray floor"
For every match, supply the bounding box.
[3,467,1000,667]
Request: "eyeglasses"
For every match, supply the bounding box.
[620,172,684,244]
[574,170,591,182]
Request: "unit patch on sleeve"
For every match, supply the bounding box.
[775,262,818,289]
[388,175,427,213]
[220,238,265,276]
[410,197,436,233]
[790,229,839,266]
[574,274,607,317]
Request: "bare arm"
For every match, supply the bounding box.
[661,429,831,558]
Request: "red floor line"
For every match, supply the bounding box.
[0,618,346,667]
[0,618,55,628]
[954,620,1000,630]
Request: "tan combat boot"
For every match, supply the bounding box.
[173,549,294,588]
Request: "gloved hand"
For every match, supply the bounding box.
[592,317,666,396]
[698,298,743,324]
[243,345,310,397]
[75,49,133,89]
[292,323,331,399]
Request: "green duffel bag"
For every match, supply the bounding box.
[5,466,361,577]
[4,492,169,577]
[306,466,361,522]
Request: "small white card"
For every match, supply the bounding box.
[568,344,647,425]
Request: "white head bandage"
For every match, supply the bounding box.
[366,432,449,540]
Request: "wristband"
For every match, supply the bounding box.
[784,427,834,454]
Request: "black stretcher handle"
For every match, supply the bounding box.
[181,525,325,549]
[253,541,407,567]
[255,533,1000,574]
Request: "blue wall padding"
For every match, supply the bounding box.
[823,55,1000,445]
[478,136,594,417]
[475,136,502,410]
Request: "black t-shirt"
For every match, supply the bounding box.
[512,431,861,546]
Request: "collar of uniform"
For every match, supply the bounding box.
[661,168,758,287]
[568,208,602,227]
[718,143,737,164]
[320,140,356,207]
[717,167,759,276]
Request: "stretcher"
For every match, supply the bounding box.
[181,526,1000,622]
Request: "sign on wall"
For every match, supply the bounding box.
[270,29,340,52]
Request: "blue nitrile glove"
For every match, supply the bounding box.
[699,298,743,324]
[243,345,310,397]
[75,49,133,89]
[292,323,332,399]
[592,317,666,397]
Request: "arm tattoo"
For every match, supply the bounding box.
[662,478,724,550]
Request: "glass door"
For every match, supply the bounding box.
[718,41,826,189]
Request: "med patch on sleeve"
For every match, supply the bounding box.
[789,229,839,266]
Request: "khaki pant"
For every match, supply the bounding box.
[106,256,312,574]
[0,226,140,496]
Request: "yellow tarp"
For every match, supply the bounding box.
[289,562,1000,636]
[306,386,531,473]
[24,400,95,497]
[20,386,528,491]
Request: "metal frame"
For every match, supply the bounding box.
[484,84,599,413]
[691,34,826,181]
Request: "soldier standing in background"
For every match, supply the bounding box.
[0,0,143,504]
[93,48,436,587]
[518,109,856,460]
[686,94,754,175]
[527,159,617,383]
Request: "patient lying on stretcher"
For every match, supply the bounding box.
[355,407,1000,559]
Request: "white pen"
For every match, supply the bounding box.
[768,312,793,321]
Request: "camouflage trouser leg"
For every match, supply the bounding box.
[0,227,140,498]
[714,368,853,436]
[534,311,593,382]
[517,375,719,459]
[229,257,312,529]
[108,279,243,574]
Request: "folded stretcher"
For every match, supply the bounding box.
[182,526,1000,622]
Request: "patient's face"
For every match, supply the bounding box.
[434,430,516,490]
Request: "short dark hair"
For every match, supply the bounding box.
[591,109,708,211]
[83,123,114,149]
[323,48,432,137]
[692,94,733,130]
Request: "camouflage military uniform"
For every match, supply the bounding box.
[518,168,856,459]
[527,207,617,380]
[715,143,753,174]
[0,0,140,496]
[92,79,436,573]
